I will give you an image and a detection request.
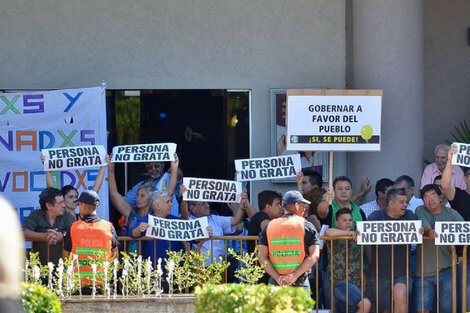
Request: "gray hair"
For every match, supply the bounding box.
[434,144,450,155]
[148,190,169,210]
[137,183,156,196]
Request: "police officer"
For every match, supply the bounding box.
[63,190,119,286]
[258,190,319,287]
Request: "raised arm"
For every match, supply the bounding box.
[179,184,189,220]
[92,154,109,193]
[442,145,457,201]
[230,199,247,226]
[317,187,333,219]
[351,176,371,203]
[168,153,179,197]
[41,154,55,188]
[108,162,132,217]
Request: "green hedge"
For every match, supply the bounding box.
[195,284,314,313]
[20,283,61,313]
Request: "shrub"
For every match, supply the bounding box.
[195,283,314,313]
[20,283,61,313]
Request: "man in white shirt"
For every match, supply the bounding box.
[395,175,423,213]
[360,178,394,217]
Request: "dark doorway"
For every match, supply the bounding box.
[107,89,250,223]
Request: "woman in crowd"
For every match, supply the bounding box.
[41,154,107,219]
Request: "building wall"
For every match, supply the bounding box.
[0,0,347,205]
[424,0,470,163]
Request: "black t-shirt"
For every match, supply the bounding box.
[64,214,119,252]
[367,209,417,279]
[247,211,270,254]
[449,188,470,221]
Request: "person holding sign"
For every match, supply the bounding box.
[367,188,421,313]
[41,153,108,220]
[123,154,180,217]
[108,160,155,253]
[421,144,467,190]
[414,184,463,313]
[130,190,185,271]
[63,190,119,289]
[442,144,470,221]
[258,190,319,287]
[325,208,371,313]
[181,185,252,266]
[317,176,367,228]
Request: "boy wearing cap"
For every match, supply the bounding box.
[258,190,320,287]
[63,190,119,284]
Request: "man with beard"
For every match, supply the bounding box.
[124,155,179,216]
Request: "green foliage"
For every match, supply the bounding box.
[165,250,230,293]
[21,283,62,313]
[194,252,230,286]
[228,247,266,285]
[24,252,49,284]
[446,120,470,144]
[118,252,140,296]
[195,284,314,313]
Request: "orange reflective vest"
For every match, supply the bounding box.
[71,219,113,285]
[266,215,305,275]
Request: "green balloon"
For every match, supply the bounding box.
[360,125,373,142]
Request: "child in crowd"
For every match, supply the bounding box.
[325,208,371,313]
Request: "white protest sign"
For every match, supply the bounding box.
[0,86,109,223]
[435,222,470,245]
[451,142,470,168]
[235,154,301,181]
[42,145,106,171]
[145,216,209,241]
[286,89,382,151]
[356,221,422,245]
[111,143,177,163]
[183,177,242,203]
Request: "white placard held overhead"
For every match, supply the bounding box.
[435,222,470,245]
[356,221,422,245]
[111,143,177,163]
[235,154,301,181]
[42,145,106,171]
[286,89,382,151]
[183,177,242,203]
[145,215,209,241]
[451,142,470,168]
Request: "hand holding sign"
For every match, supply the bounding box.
[451,142,470,168]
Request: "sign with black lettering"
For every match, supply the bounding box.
[435,222,470,245]
[182,177,242,203]
[111,143,176,163]
[235,154,301,181]
[451,143,470,168]
[356,221,422,245]
[286,89,382,151]
[145,216,209,241]
[42,145,106,171]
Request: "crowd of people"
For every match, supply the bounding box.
[18,143,470,313]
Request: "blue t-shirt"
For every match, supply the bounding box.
[130,214,184,269]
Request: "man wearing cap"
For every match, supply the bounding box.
[63,190,119,284]
[258,190,320,287]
